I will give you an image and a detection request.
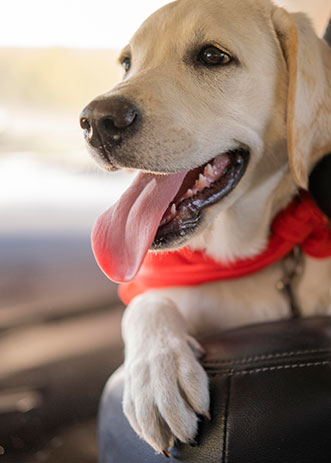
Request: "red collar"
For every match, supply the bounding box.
[119,191,331,305]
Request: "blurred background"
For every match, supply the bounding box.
[0,1,330,462]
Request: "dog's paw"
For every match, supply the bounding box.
[123,336,209,454]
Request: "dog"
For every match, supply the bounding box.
[80,0,331,455]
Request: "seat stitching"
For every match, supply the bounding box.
[222,375,231,463]
[208,360,331,377]
[203,348,331,366]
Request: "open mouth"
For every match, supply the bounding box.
[153,148,249,248]
[91,147,249,283]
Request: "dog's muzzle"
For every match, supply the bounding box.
[80,96,139,164]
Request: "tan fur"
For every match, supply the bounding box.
[272,8,331,187]
[93,0,331,454]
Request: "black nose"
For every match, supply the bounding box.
[80,97,139,147]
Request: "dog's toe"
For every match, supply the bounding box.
[154,378,199,443]
[137,404,174,453]
[123,358,176,453]
[177,353,210,417]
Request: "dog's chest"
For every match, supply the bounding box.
[154,257,331,336]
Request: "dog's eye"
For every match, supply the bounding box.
[121,56,131,73]
[198,46,232,66]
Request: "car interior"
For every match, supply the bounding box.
[0,8,330,463]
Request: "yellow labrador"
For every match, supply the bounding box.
[80,0,331,455]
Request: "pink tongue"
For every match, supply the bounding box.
[91,171,187,283]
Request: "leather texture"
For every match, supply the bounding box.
[99,317,331,463]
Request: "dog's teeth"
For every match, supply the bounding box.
[196,173,210,190]
[206,163,214,176]
[171,203,177,215]
[182,188,194,199]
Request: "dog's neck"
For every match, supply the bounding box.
[188,167,298,263]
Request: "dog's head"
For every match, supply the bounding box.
[80,0,331,282]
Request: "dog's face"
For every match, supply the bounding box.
[86,0,285,171]
[81,0,330,282]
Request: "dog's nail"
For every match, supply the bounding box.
[203,411,211,421]
[162,450,171,458]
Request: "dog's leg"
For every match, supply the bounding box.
[122,292,210,454]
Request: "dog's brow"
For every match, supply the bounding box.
[189,28,229,51]
[193,25,235,48]
[193,28,208,42]
[181,29,211,56]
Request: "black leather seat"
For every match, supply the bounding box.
[99,317,331,463]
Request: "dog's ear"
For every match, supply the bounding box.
[271,8,331,189]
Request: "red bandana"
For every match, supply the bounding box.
[119,191,331,305]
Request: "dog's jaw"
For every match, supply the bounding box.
[188,164,297,263]
[152,149,249,250]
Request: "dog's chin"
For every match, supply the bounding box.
[151,148,249,250]
[86,144,120,172]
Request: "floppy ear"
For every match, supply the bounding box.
[271,8,331,189]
